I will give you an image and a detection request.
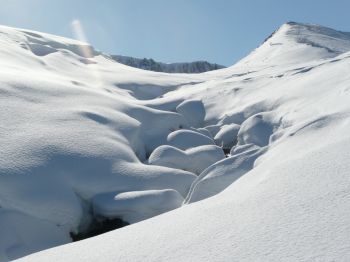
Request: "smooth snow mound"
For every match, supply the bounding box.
[175,99,206,127]
[166,129,215,150]
[230,143,261,155]
[214,123,240,149]
[186,146,266,203]
[148,144,225,174]
[237,112,279,147]
[92,189,184,223]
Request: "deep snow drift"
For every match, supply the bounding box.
[0,22,350,262]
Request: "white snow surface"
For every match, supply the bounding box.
[148,144,225,174]
[92,189,184,223]
[166,129,215,150]
[0,22,349,262]
[213,123,240,149]
[185,146,266,203]
[175,99,206,127]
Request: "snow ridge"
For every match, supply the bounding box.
[285,21,350,54]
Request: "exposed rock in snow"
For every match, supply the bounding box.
[111,55,225,73]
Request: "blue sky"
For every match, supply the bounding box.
[0,0,349,66]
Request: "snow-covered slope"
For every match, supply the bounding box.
[236,21,350,67]
[0,25,203,261]
[111,55,225,73]
[1,22,350,262]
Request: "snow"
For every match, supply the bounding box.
[204,124,221,137]
[175,99,206,127]
[185,146,266,203]
[1,22,350,262]
[148,144,225,174]
[230,143,261,155]
[0,209,70,262]
[21,123,350,262]
[92,189,184,223]
[213,123,240,149]
[237,112,279,147]
[0,24,199,260]
[236,22,350,67]
[166,129,215,150]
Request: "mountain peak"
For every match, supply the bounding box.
[277,22,350,52]
[237,22,350,67]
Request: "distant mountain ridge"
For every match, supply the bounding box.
[111,55,225,73]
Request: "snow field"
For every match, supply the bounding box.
[2,22,350,261]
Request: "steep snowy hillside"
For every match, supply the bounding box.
[111,55,225,73]
[236,21,350,67]
[1,22,350,262]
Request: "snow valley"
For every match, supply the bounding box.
[0,22,350,261]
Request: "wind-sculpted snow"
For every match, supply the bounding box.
[175,99,206,127]
[213,123,240,149]
[166,129,215,150]
[92,189,184,223]
[22,117,350,262]
[237,112,280,147]
[185,146,266,203]
[286,22,350,54]
[2,22,350,262]
[148,144,225,174]
[0,25,200,260]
